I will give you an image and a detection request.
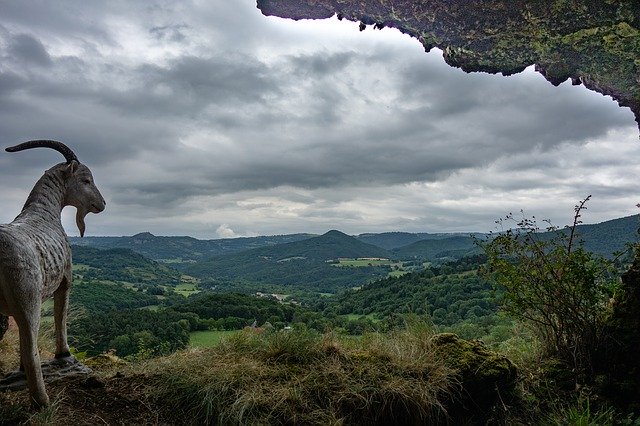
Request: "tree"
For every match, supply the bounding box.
[481,196,619,374]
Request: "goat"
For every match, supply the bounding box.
[0,140,105,407]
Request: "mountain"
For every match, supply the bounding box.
[185,230,392,292]
[69,232,315,263]
[392,236,479,261]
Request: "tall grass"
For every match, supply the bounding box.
[143,326,455,425]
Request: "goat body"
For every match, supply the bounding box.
[0,141,105,407]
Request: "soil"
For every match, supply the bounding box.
[0,373,166,426]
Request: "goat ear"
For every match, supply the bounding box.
[66,160,79,175]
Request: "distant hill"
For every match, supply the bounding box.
[185,230,392,292]
[356,232,433,250]
[385,215,640,261]
[392,236,480,261]
[357,232,484,250]
[565,214,639,257]
[71,245,182,286]
[69,232,315,263]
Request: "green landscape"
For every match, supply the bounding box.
[2,213,640,424]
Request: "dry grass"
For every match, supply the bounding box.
[139,325,455,425]
[1,324,460,425]
[0,319,57,375]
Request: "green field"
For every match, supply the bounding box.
[333,259,394,267]
[333,258,407,278]
[72,263,91,272]
[343,313,379,322]
[175,283,200,297]
[190,330,238,348]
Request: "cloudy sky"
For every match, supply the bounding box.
[0,0,638,238]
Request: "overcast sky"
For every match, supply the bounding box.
[0,0,638,238]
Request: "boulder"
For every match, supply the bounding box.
[430,333,517,422]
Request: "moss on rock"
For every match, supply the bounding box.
[258,0,640,131]
[430,333,517,422]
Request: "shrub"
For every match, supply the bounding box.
[481,196,619,375]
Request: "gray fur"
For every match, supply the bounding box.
[0,142,105,407]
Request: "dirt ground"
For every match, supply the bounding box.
[0,373,169,426]
[0,321,172,426]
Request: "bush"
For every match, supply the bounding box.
[481,196,619,375]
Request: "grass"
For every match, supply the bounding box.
[4,320,629,425]
[343,313,380,322]
[141,325,454,425]
[334,258,397,267]
[333,258,408,278]
[190,330,238,348]
[71,263,90,272]
[175,283,200,297]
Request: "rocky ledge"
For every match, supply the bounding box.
[257,0,640,132]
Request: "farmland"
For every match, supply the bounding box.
[332,258,408,277]
[189,330,238,348]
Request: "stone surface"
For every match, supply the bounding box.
[257,0,640,132]
[430,333,517,422]
[0,356,92,392]
[598,249,640,410]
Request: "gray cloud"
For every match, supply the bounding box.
[0,1,638,237]
[8,33,52,67]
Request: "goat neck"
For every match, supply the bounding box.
[15,164,68,225]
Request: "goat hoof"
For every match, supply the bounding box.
[31,395,50,410]
[55,351,72,359]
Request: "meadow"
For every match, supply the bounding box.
[189,330,238,348]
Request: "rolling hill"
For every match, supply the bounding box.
[69,232,315,263]
[392,236,480,261]
[356,232,484,250]
[563,214,639,257]
[71,245,182,286]
[185,230,393,292]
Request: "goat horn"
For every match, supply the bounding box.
[5,140,79,163]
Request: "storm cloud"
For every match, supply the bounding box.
[0,0,638,238]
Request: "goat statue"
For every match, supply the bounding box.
[0,140,105,407]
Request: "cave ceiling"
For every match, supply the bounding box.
[257,0,640,134]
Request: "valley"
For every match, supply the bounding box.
[60,214,639,359]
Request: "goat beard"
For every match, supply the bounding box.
[76,208,87,238]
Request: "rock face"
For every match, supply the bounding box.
[430,333,517,422]
[598,249,640,410]
[257,0,640,132]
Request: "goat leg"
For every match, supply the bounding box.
[53,279,71,358]
[15,311,49,407]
